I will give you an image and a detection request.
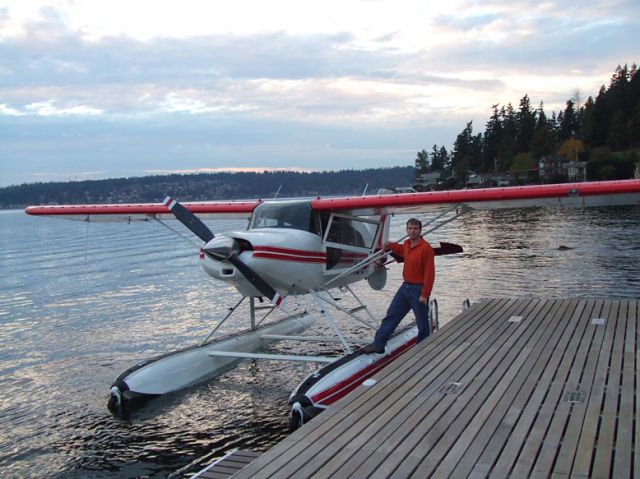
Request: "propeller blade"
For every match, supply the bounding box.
[163,196,214,243]
[227,254,283,306]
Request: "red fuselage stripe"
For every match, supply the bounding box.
[253,253,326,263]
[252,246,326,263]
[253,246,325,258]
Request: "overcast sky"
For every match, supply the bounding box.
[0,0,637,186]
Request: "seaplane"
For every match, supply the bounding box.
[25,179,640,427]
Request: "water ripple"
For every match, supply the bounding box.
[0,207,638,477]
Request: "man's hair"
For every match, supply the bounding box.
[406,218,422,229]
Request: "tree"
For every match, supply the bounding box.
[557,138,585,161]
[497,104,517,171]
[452,122,482,182]
[607,110,628,150]
[559,100,578,140]
[535,101,548,130]
[510,152,537,171]
[414,149,429,174]
[529,126,554,159]
[436,146,450,170]
[628,100,640,147]
[483,104,502,172]
[590,85,610,146]
[516,94,536,154]
[430,145,448,171]
[582,96,597,144]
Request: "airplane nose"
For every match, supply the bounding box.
[203,235,239,261]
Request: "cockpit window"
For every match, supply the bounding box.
[250,201,320,235]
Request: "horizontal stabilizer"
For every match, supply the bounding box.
[433,242,464,256]
[392,241,463,263]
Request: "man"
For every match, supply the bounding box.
[362,217,435,354]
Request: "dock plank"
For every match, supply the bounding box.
[632,300,639,479]
[613,299,636,478]
[232,298,638,479]
[508,299,593,477]
[553,299,612,477]
[528,299,601,477]
[446,298,576,478]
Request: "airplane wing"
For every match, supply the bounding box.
[24,199,261,221]
[310,179,640,216]
[25,179,640,221]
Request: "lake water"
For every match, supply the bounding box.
[0,206,639,478]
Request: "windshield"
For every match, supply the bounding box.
[249,201,320,235]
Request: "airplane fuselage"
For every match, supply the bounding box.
[201,228,375,296]
[200,199,388,297]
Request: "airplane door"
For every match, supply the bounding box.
[321,213,384,275]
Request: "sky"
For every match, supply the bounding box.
[0,0,638,187]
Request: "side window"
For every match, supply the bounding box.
[323,214,381,272]
[325,216,375,249]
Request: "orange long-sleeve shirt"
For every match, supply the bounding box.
[388,238,435,298]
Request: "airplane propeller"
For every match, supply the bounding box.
[163,196,283,306]
[163,197,214,242]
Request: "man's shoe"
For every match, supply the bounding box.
[362,344,384,354]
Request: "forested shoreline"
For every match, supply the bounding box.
[419,64,640,182]
[0,167,414,209]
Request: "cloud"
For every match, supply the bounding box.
[0,0,637,187]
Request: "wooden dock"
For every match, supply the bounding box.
[231,297,638,478]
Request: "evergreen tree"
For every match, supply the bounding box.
[452,122,476,181]
[414,149,429,174]
[483,104,502,172]
[516,94,536,155]
[429,145,439,170]
[582,96,597,145]
[607,110,628,150]
[497,104,517,171]
[629,65,640,146]
[591,85,610,146]
[535,101,548,130]
[559,100,578,140]
[436,146,449,170]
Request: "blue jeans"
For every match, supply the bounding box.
[372,282,430,350]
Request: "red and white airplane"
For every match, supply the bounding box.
[25,179,640,423]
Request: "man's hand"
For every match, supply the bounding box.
[419,295,428,304]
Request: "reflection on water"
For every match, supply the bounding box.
[0,206,638,478]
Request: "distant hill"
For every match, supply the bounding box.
[0,167,415,209]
